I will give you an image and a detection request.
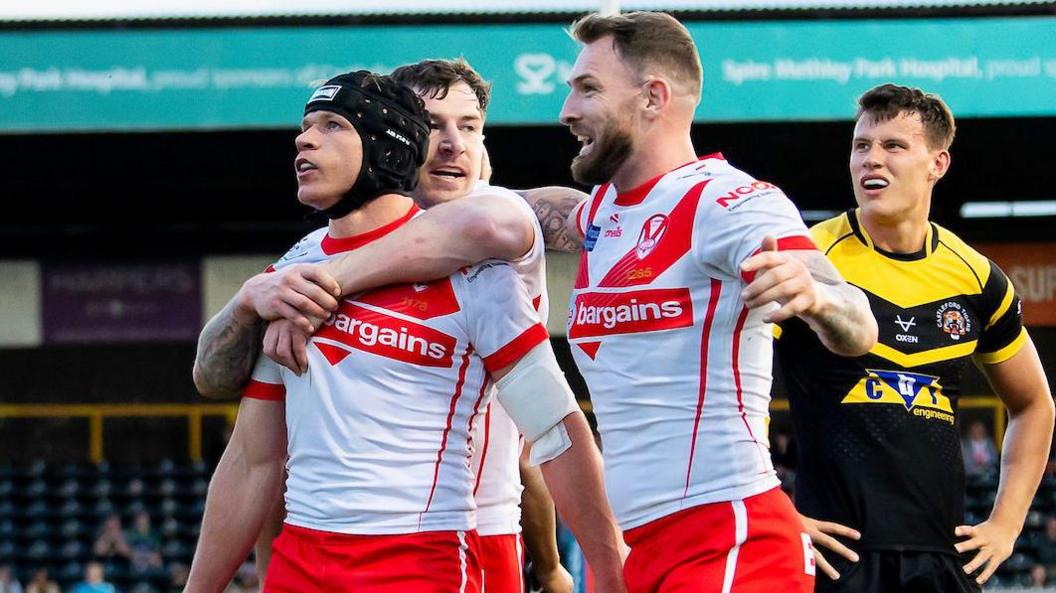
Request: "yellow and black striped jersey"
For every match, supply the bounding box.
[776,209,1025,552]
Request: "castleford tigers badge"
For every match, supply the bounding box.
[936,301,971,341]
[636,214,669,260]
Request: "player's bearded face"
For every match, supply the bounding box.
[849,111,948,225]
[570,115,634,185]
[294,111,363,210]
[562,39,643,186]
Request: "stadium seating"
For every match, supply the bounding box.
[2,457,1056,590]
[0,459,209,591]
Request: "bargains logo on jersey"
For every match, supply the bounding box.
[314,303,457,367]
[840,369,954,424]
[567,288,693,339]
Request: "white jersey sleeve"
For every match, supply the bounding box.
[455,260,549,376]
[692,176,815,282]
[243,353,286,401]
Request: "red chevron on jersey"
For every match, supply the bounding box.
[568,288,693,339]
[315,303,457,368]
[352,278,459,321]
[598,180,710,288]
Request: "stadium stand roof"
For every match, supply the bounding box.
[2,0,1053,22]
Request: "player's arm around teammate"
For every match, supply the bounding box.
[191,267,340,398]
[741,235,877,357]
[184,397,287,592]
[259,190,587,372]
[956,338,1054,585]
[191,183,541,388]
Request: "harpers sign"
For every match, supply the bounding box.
[975,243,1056,326]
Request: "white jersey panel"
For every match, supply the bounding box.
[567,155,812,530]
[246,222,548,535]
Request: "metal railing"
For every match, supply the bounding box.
[0,396,1007,463]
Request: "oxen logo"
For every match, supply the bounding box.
[636,214,669,260]
[936,301,971,341]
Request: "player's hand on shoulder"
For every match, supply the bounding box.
[955,519,1018,585]
[741,236,831,323]
[263,318,317,375]
[799,512,860,581]
[237,264,341,333]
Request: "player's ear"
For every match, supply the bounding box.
[641,78,671,119]
[929,149,951,182]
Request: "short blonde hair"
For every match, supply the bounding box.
[570,11,702,97]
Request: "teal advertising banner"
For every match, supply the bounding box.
[1,17,1053,132]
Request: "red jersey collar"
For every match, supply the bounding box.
[321,203,420,255]
[613,153,725,207]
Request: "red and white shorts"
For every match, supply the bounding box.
[467,532,524,593]
[264,524,481,593]
[622,487,814,593]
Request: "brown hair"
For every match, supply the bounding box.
[857,83,956,150]
[391,58,492,114]
[570,11,702,97]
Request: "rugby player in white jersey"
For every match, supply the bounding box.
[193,59,578,593]
[185,71,625,593]
[549,13,875,592]
[389,59,573,593]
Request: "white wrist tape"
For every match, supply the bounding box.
[495,342,580,444]
[528,422,573,467]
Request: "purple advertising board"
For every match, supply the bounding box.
[42,261,201,343]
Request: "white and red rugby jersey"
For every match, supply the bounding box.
[245,204,549,535]
[465,181,549,537]
[567,154,816,530]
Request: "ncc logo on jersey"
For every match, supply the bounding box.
[841,369,954,424]
[636,214,669,259]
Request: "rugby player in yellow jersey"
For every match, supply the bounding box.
[775,83,1054,591]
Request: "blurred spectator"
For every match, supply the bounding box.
[1029,563,1047,588]
[70,562,115,593]
[166,563,189,593]
[125,512,162,573]
[24,569,58,593]
[92,515,131,562]
[961,420,998,477]
[0,564,23,593]
[1035,516,1056,568]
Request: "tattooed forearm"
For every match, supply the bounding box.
[192,298,265,399]
[801,252,878,357]
[517,187,586,252]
